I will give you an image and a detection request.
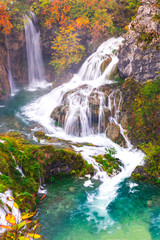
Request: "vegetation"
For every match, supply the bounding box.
[0,132,94,213]
[132,143,160,183]
[93,148,122,176]
[122,78,160,183]
[122,78,160,144]
[1,210,41,240]
[0,0,140,75]
[0,1,13,34]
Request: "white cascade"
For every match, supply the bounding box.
[24,12,46,89]
[108,90,132,148]
[5,36,16,96]
[22,37,144,229]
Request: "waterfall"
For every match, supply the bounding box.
[5,36,16,96]
[24,12,46,88]
[22,37,144,229]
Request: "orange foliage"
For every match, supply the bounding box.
[0,1,13,34]
[40,0,114,73]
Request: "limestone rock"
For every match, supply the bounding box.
[118,0,160,82]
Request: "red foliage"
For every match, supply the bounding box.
[0,1,13,34]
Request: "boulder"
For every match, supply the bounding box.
[106,121,126,147]
[106,122,121,141]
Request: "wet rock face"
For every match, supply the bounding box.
[51,85,113,134]
[50,84,128,147]
[0,42,10,99]
[118,0,160,82]
[0,29,28,100]
[5,30,28,85]
[106,121,126,147]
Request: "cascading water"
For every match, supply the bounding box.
[24,12,46,89]
[5,36,16,96]
[22,37,144,230]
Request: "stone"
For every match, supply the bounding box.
[100,56,112,73]
[118,0,160,82]
[106,121,126,147]
[106,122,120,141]
[120,113,128,129]
[68,187,75,193]
[147,200,153,207]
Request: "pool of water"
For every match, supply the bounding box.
[0,88,50,134]
[1,88,160,240]
[38,177,160,240]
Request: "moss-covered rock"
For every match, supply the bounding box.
[132,142,160,183]
[0,132,94,212]
[93,148,123,176]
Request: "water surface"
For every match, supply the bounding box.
[38,177,160,240]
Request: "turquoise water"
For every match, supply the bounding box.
[1,90,160,240]
[0,88,50,133]
[38,177,160,240]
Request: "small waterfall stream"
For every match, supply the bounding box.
[24,12,46,89]
[5,36,16,96]
[22,37,144,230]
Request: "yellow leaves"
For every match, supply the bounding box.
[13,201,19,209]
[28,233,41,239]
[51,24,86,73]
[0,225,14,230]
[125,25,129,31]
[21,211,36,220]
[17,220,31,230]
[5,213,16,225]
[18,237,29,240]
[75,16,90,29]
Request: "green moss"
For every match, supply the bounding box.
[138,31,158,45]
[93,148,122,176]
[132,143,160,183]
[113,76,125,86]
[123,78,160,184]
[0,131,94,211]
[34,131,51,140]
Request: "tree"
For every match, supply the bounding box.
[0,1,13,34]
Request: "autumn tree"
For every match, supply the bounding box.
[0,1,13,34]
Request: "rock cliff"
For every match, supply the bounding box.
[0,29,28,99]
[118,0,160,82]
[0,35,10,100]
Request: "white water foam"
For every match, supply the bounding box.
[24,12,48,90]
[21,37,145,230]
